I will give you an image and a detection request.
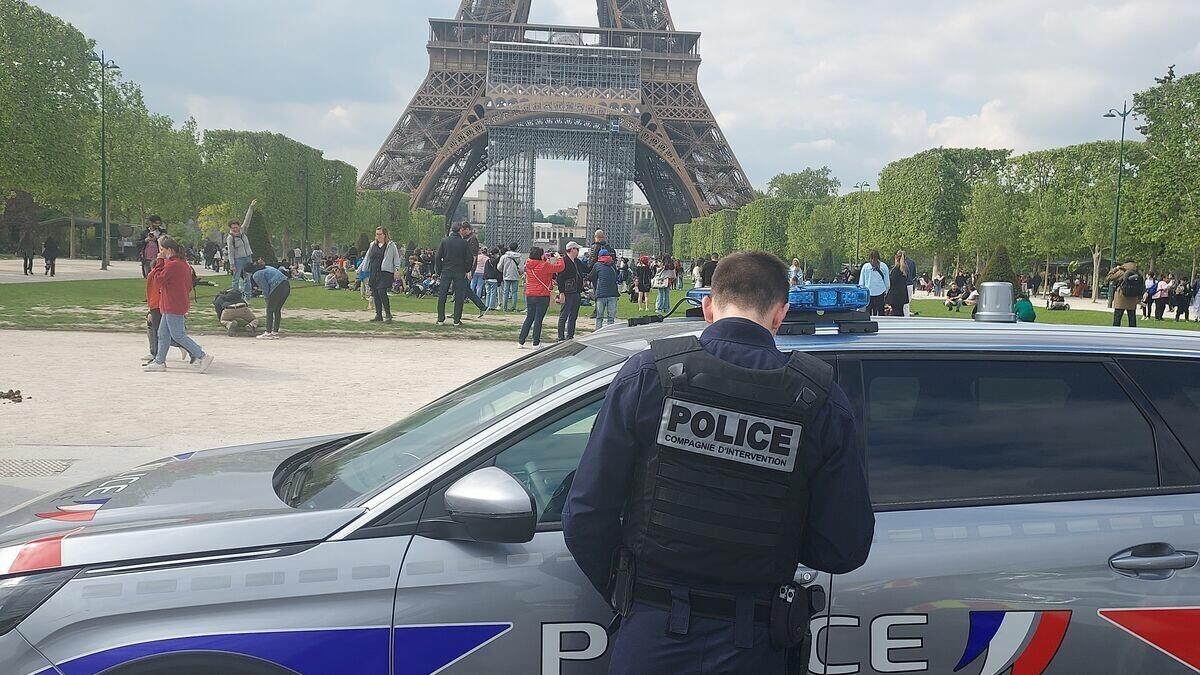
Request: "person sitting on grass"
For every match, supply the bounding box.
[944,283,963,311]
[962,285,980,308]
[1014,293,1037,323]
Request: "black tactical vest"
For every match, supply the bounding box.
[622,336,833,586]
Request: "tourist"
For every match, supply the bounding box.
[471,247,489,301]
[858,250,890,316]
[900,250,917,316]
[557,242,586,341]
[143,236,213,373]
[1106,260,1142,328]
[435,223,473,325]
[18,228,35,276]
[1173,276,1193,321]
[41,236,59,276]
[484,247,503,310]
[699,253,719,287]
[499,243,524,312]
[1014,293,1037,323]
[142,248,189,364]
[789,258,803,285]
[634,256,652,311]
[587,229,608,263]
[362,227,403,323]
[653,256,676,314]
[140,229,160,278]
[310,245,324,286]
[1153,274,1174,320]
[674,258,685,290]
[590,249,620,331]
[885,251,908,317]
[944,283,964,311]
[245,262,291,339]
[1190,277,1200,322]
[226,200,257,302]
[518,246,565,348]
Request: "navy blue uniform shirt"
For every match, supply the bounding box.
[562,317,875,596]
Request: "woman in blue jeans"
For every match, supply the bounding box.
[518,246,564,348]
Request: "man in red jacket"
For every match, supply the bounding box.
[143,236,214,373]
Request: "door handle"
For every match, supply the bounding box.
[1109,543,1199,579]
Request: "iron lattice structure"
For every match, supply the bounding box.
[360,0,754,251]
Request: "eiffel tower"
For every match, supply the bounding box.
[359,0,754,251]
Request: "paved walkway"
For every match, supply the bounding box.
[0,330,520,513]
[0,258,219,284]
[914,289,1114,314]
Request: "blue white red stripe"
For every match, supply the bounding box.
[0,527,82,576]
[955,610,1071,675]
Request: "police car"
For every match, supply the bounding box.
[2,285,1200,674]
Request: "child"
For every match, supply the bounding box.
[143,236,214,373]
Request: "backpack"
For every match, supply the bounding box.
[1121,270,1144,298]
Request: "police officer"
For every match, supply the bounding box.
[562,251,874,673]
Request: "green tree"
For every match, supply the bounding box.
[768,166,840,201]
[0,0,96,210]
[959,179,1017,273]
[734,198,796,257]
[246,207,275,263]
[978,243,1019,289]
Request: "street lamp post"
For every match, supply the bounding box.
[89,51,118,270]
[1104,102,1133,308]
[853,181,870,264]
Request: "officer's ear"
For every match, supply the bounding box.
[767,300,789,334]
[701,295,716,324]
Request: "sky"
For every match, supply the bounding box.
[35,0,1200,213]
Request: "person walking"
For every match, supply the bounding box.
[674,258,685,290]
[18,228,35,276]
[226,200,257,301]
[310,245,325,286]
[901,250,917,316]
[143,237,213,373]
[518,246,564,348]
[362,226,403,323]
[499,243,524,312]
[699,253,719,287]
[885,251,909,316]
[435,223,474,325]
[1106,260,1142,327]
[562,251,873,674]
[471,248,489,301]
[142,249,189,365]
[653,256,675,314]
[139,229,160,278]
[41,236,59,276]
[589,249,620,331]
[556,242,586,341]
[246,262,291,339]
[634,256,652,311]
[858,250,890,316]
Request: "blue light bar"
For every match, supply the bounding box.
[686,284,869,312]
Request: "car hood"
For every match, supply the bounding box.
[0,435,366,576]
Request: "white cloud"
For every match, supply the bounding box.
[927,100,1028,151]
[789,138,837,152]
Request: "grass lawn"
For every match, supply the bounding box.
[910,299,1200,331]
[0,274,683,340]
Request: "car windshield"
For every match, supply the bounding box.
[292,341,623,510]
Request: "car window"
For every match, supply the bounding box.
[862,359,1157,505]
[292,342,621,510]
[494,400,602,524]
[1122,359,1200,471]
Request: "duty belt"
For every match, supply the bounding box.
[633,581,771,623]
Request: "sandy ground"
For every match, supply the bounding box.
[0,258,219,284]
[0,330,521,512]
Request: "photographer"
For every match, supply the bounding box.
[518,245,565,349]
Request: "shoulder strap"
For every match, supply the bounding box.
[651,336,704,396]
[784,351,834,417]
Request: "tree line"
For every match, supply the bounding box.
[675,67,1199,301]
[0,0,444,260]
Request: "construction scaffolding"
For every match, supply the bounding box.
[487,118,635,250]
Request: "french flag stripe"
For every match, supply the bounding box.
[1012,611,1071,675]
[978,611,1036,675]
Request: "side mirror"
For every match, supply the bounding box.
[444,467,537,544]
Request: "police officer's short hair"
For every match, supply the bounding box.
[711,251,789,315]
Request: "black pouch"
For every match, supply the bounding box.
[770,582,813,651]
[609,549,636,617]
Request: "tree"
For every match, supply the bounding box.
[0,0,96,209]
[734,198,797,257]
[767,166,840,201]
[816,248,837,282]
[959,179,1017,273]
[978,243,1019,289]
[246,207,275,263]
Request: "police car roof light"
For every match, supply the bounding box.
[683,285,878,335]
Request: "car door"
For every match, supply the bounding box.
[389,394,614,675]
[817,354,1200,675]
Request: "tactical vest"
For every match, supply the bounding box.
[622,336,833,586]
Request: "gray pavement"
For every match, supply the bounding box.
[0,258,219,284]
[0,329,521,513]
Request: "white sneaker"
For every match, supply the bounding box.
[140,354,154,365]
[179,348,189,361]
[256,332,273,340]
[518,343,528,349]
[194,354,215,374]
[142,362,166,372]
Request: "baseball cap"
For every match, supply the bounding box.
[565,241,581,251]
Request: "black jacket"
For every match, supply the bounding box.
[700,260,717,287]
[558,257,586,294]
[435,233,472,275]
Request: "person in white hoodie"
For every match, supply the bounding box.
[498,243,525,312]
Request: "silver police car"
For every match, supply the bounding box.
[3,299,1200,674]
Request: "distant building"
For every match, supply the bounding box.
[576,202,590,230]
[464,188,490,226]
[629,202,653,227]
[532,221,587,245]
